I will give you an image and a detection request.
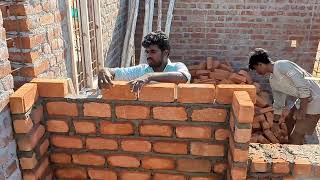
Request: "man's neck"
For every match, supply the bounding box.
[152,58,168,72]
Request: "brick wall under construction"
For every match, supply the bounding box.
[7,78,320,180]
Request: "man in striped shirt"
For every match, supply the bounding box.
[98,31,191,92]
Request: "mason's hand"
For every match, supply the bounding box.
[98,68,114,89]
[128,74,151,93]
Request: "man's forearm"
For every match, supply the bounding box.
[147,72,188,84]
[299,97,309,114]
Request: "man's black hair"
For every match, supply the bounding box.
[248,48,271,70]
[142,31,170,51]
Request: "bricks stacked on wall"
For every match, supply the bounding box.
[188,57,290,144]
[0,8,22,180]
[248,143,320,179]
[9,78,69,180]
[228,91,254,180]
[47,82,233,179]
[2,1,68,89]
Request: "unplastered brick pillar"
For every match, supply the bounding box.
[9,78,69,179]
[228,91,254,180]
[3,1,68,89]
[0,7,22,179]
[9,83,52,180]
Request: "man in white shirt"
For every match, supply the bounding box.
[98,31,191,92]
[248,48,320,144]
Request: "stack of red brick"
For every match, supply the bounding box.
[188,57,289,144]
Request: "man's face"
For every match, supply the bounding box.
[253,63,269,75]
[145,45,168,68]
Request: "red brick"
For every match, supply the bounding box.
[293,158,312,176]
[72,153,105,166]
[153,141,188,154]
[31,105,43,125]
[23,157,49,180]
[139,83,176,102]
[46,102,78,116]
[153,107,187,121]
[191,142,224,157]
[234,126,252,143]
[9,83,38,114]
[39,139,49,156]
[255,95,269,108]
[230,167,247,180]
[140,124,173,137]
[176,126,212,139]
[9,4,38,16]
[232,91,254,123]
[115,105,150,119]
[177,159,211,172]
[215,129,229,140]
[86,137,118,150]
[14,34,45,49]
[190,177,217,180]
[50,135,83,149]
[40,14,54,26]
[83,102,111,117]
[47,119,69,132]
[154,173,186,180]
[0,62,11,79]
[55,168,87,179]
[191,108,227,122]
[213,163,228,174]
[31,78,69,97]
[121,139,151,152]
[272,158,290,174]
[212,69,231,80]
[250,157,268,173]
[14,60,49,77]
[238,70,253,84]
[120,171,151,180]
[216,84,256,104]
[13,117,33,133]
[107,155,140,168]
[88,169,117,180]
[101,81,136,100]
[73,120,96,134]
[19,153,37,170]
[229,73,247,84]
[9,51,40,63]
[100,121,134,135]
[196,70,210,76]
[50,153,71,164]
[229,136,248,162]
[142,157,175,170]
[17,125,45,151]
[177,84,215,103]
[4,19,35,32]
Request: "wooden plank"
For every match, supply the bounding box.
[65,0,79,94]
[139,0,155,64]
[165,0,175,37]
[80,0,94,88]
[121,0,140,67]
[157,0,162,31]
[94,0,104,69]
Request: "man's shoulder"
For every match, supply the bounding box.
[274,60,292,69]
[168,61,188,68]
